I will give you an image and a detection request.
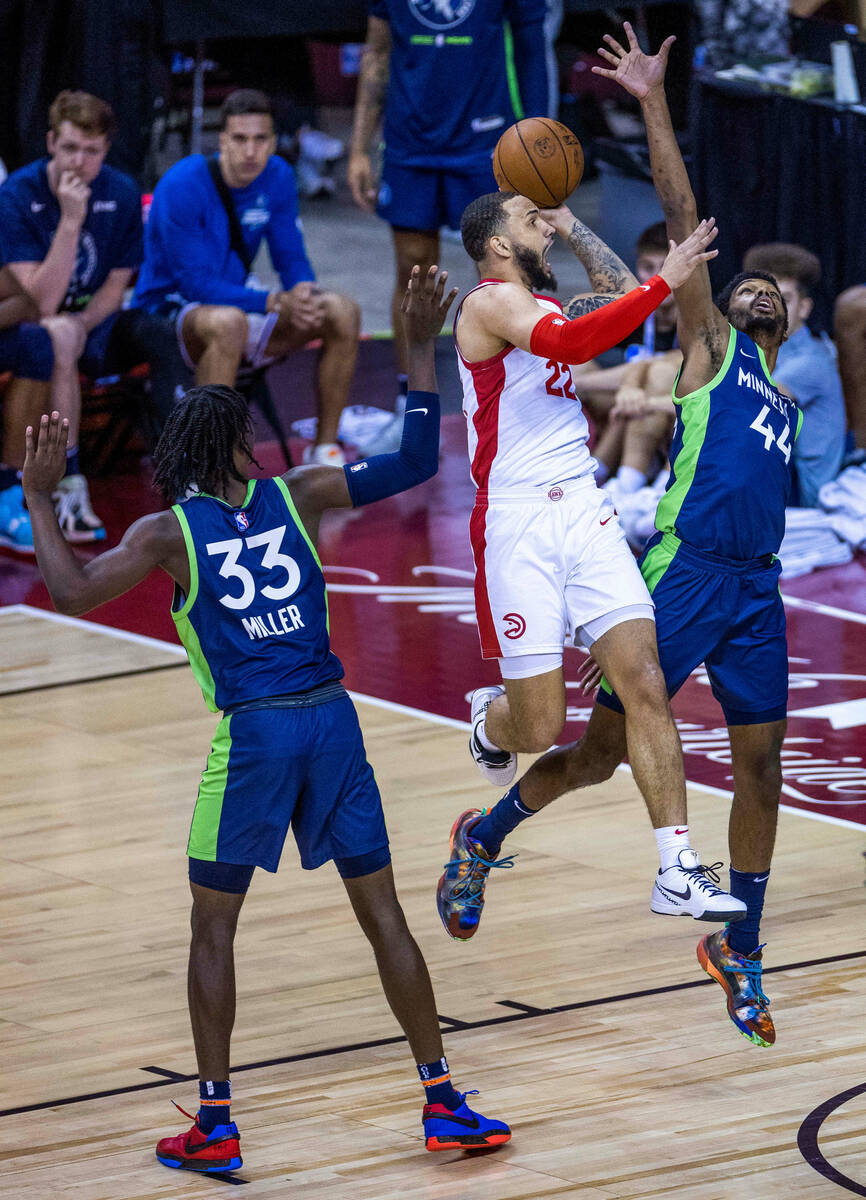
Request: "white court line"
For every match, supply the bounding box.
[782,594,866,627]
[5,605,863,831]
[1,603,187,657]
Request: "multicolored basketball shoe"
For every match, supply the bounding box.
[423,1091,512,1151]
[697,929,775,1047]
[436,808,516,940]
[155,1103,242,1173]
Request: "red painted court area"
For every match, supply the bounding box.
[3,416,865,828]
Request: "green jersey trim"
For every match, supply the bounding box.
[187,714,232,860]
[273,475,330,634]
[170,503,218,712]
[795,406,804,440]
[503,23,523,120]
[641,533,681,594]
[756,342,778,389]
[194,479,257,509]
[656,331,737,536]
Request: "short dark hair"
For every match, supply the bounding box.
[48,90,115,139]
[636,221,669,257]
[716,271,789,333]
[220,89,274,130]
[461,192,517,262]
[742,242,821,297]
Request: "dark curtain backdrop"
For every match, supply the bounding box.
[0,0,159,181]
[691,77,866,328]
[161,0,366,40]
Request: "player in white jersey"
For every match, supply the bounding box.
[437,190,746,940]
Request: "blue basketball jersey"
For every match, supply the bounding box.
[369,0,548,168]
[656,326,803,559]
[171,477,343,712]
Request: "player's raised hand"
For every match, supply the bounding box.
[658,218,718,292]
[401,265,459,344]
[22,411,70,497]
[592,22,675,100]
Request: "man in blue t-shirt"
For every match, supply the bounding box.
[347,0,557,451]
[0,90,187,547]
[743,243,846,507]
[134,89,361,467]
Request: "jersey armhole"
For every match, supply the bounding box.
[673,324,736,405]
[272,475,324,569]
[170,503,199,619]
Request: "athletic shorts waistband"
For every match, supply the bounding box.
[663,532,777,574]
[476,473,598,505]
[223,681,347,713]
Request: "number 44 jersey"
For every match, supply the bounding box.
[171,477,343,712]
[658,325,803,560]
[455,282,597,493]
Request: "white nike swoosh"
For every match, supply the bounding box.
[406,407,428,415]
[752,874,770,883]
[741,351,757,359]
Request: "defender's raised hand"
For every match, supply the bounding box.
[401,264,459,345]
[658,218,719,292]
[592,22,675,100]
[23,411,70,497]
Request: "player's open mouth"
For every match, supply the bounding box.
[753,300,774,313]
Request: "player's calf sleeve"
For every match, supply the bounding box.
[529,276,671,364]
[344,391,440,506]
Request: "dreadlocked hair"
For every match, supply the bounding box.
[153,385,260,503]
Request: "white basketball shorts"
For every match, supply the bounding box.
[470,475,654,662]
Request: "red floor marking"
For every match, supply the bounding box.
[4,417,865,826]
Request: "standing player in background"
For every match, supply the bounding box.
[23,268,511,1172]
[348,0,559,453]
[443,27,799,1052]
[436,188,748,936]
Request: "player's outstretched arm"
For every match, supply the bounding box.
[540,204,639,317]
[593,23,729,366]
[23,412,185,615]
[288,266,458,533]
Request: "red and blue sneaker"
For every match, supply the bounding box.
[423,1091,512,1151]
[697,929,775,1047]
[436,808,516,940]
[155,1103,242,1173]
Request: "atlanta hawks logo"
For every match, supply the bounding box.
[234,511,250,532]
[503,612,526,639]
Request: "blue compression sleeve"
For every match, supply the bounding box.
[343,391,440,507]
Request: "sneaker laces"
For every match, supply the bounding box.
[729,943,770,1008]
[170,1099,199,1125]
[683,859,727,897]
[443,846,516,908]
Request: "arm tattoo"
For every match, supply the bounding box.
[566,219,636,294]
[563,293,618,319]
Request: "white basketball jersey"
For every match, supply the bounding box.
[455,280,596,492]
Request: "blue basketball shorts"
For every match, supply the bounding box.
[187,694,389,873]
[597,532,788,726]
[377,155,497,233]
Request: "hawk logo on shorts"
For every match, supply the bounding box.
[503,612,526,639]
[234,511,250,532]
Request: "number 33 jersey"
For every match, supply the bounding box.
[455,281,596,492]
[171,477,343,711]
[657,325,803,560]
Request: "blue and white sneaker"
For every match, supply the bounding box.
[437,808,516,940]
[53,474,106,543]
[469,685,517,786]
[0,484,34,554]
[423,1091,511,1151]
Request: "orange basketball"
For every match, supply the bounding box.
[493,118,584,208]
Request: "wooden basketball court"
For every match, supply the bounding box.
[2,607,865,1198]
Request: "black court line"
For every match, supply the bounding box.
[5,946,865,1120]
[798,1081,866,1196]
[0,659,185,698]
[141,1066,189,1081]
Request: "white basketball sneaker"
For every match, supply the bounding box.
[469,685,517,787]
[651,849,747,923]
[302,442,346,466]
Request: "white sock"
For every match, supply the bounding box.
[655,824,691,871]
[475,714,502,752]
[617,465,647,494]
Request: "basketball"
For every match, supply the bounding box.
[493,118,584,208]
